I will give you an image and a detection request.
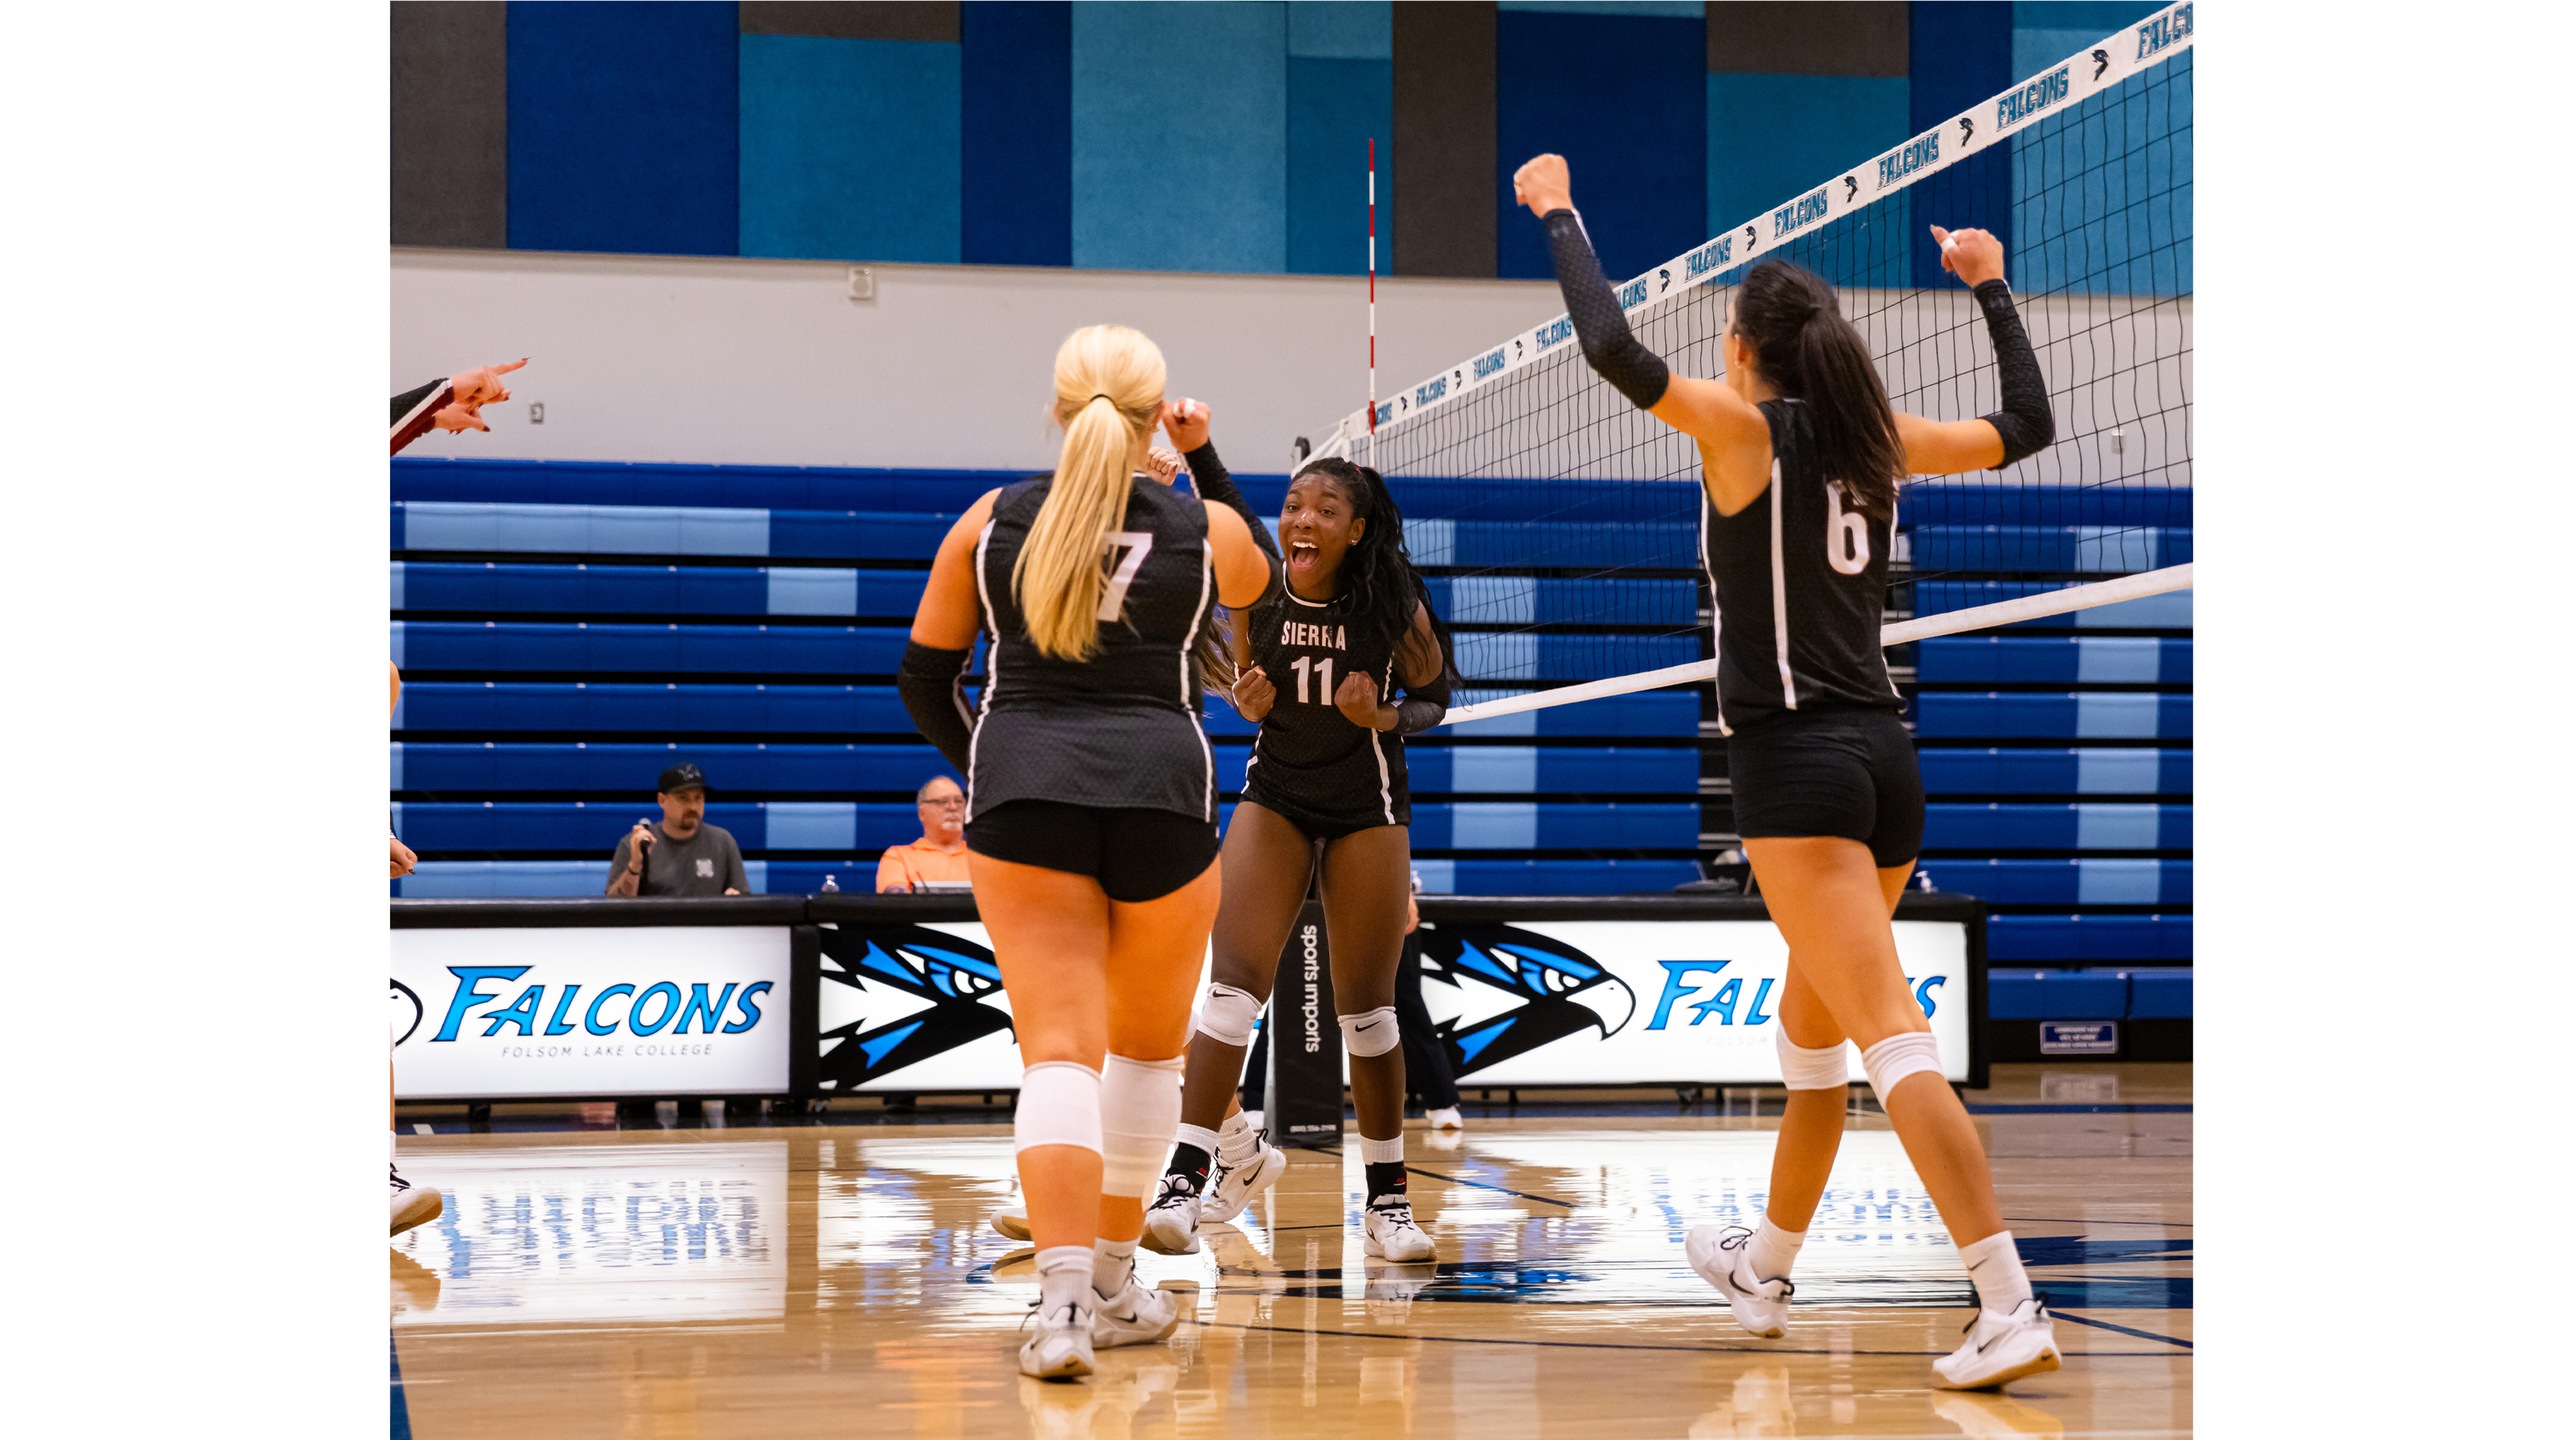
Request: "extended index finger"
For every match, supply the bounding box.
[492,357,529,375]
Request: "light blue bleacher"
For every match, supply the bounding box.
[394,500,1697,572]
[391,799,1700,855]
[1897,482,2193,977]
[391,741,1697,797]
[393,458,1709,897]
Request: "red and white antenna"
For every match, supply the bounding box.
[1366,136,1377,462]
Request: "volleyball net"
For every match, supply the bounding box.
[1303,4,2194,725]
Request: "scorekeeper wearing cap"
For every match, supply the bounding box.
[605,763,750,898]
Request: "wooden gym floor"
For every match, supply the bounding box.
[390,1063,2190,1439]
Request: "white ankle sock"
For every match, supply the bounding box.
[1094,1237,1138,1297]
[1217,1109,1260,1163]
[1034,1246,1096,1312]
[1360,1133,1405,1166]
[1958,1231,2032,1315]
[1173,1122,1221,1158]
[1745,1220,1806,1281]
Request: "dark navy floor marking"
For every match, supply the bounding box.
[1965,1103,2193,1114]
[1303,1144,1576,1210]
[390,1330,414,1440]
[1191,1318,2188,1358]
[2048,1310,2193,1348]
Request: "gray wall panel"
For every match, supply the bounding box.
[1392,1,1497,278]
[739,3,961,42]
[391,1,508,249]
[1707,1,1907,76]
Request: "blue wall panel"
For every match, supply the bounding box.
[1908,1,2010,288]
[961,1,1072,267]
[1494,9,1706,281]
[1073,2,1288,272]
[1288,1,1392,58]
[740,35,961,262]
[1704,72,1909,240]
[2008,2,2189,297]
[1287,56,1392,275]
[506,1,740,256]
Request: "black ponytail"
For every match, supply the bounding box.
[1731,260,1903,514]
[1293,458,1460,687]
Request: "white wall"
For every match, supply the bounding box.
[391,249,1567,475]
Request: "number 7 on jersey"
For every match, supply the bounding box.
[1097,531,1155,622]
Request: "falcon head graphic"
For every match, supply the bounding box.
[815,926,1014,1090]
[1413,926,1637,1077]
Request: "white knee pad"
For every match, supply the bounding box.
[1099,1054,1185,1198]
[1014,1061,1102,1156]
[1859,1030,1942,1105]
[1340,1005,1399,1058]
[1193,981,1263,1049]
[1775,1023,1852,1090]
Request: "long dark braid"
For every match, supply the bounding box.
[1294,458,1460,687]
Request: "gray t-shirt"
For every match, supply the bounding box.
[608,822,749,897]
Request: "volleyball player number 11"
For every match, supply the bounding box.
[1291,655,1334,706]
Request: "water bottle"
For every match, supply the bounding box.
[819,874,840,893]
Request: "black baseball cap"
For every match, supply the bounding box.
[657,763,709,794]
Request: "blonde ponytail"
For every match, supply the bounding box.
[1015,325,1165,659]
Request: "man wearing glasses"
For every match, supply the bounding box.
[876,775,973,892]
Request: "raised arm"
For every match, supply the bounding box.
[1163,399,1279,561]
[1514,155,1768,478]
[898,490,1001,769]
[1897,227,2054,475]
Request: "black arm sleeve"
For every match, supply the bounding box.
[896,641,977,771]
[392,381,442,427]
[1392,668,1452,736]
[1972,279,2054,467]
[1542,208,1670,411]
[1182,440,1278,560]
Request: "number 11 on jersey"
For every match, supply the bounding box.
[1291,654,1334,705]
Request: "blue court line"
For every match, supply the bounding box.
[2048,1309,2193,1349]
[1965,1103,2193,1114]
[2009,1216,2194,1228]
[390,1330,414,1439]
[1190,1317,2188,1358]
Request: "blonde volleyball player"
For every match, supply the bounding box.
[898,326,1270,1380]
[1515,154,2060,1390]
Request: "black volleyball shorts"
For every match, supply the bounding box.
[1726,708,1925,868]
[965,799,1221,903]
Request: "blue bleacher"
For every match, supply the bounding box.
[1989,967,2194,1017]
[391,799,1700,855]
[1915,637,2192,685]
[1899,483,2194,970]
[396,500,1698,572]
[389,461,1709,897]
[1924,804,2192,851]
[1913,693,2193,740]
[1917,748,2191,796]
[392,741,1698,797]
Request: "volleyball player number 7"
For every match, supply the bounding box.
[1515,153,2062,1392]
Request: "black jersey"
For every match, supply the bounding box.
[1239,576,1410,829]
[1704,398,1902,734]
[967,476,1220,822]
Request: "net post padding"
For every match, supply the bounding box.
[1441,564,2193,726]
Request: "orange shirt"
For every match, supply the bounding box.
[875,836,971,892]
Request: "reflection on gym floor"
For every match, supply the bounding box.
[392,1071,2190,1439]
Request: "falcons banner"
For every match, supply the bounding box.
[811,916,1971,1093]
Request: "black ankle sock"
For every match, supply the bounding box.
[1364,1162,1407,1205]
[1168,1143,1212,1189]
